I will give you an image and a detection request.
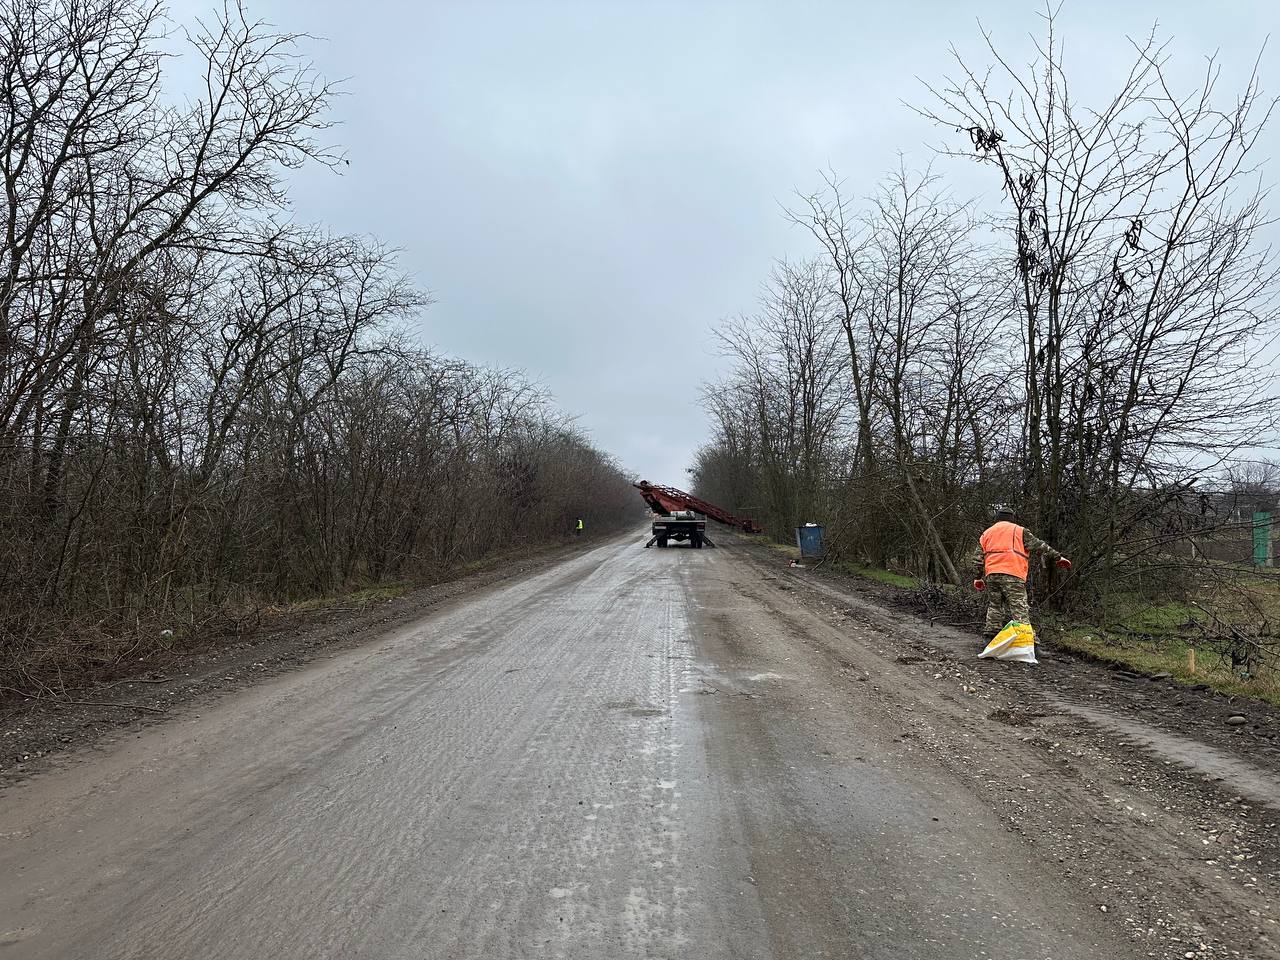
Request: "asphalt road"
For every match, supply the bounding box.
[0,536,1253,958]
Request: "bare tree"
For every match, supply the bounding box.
[0,0,643,691]
[920,9,1280,587]
[705,258,847,537]
[701,11,1278,613]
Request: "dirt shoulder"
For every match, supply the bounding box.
[711,532,1280,958]
[732,533,1280,773]
[0,535,611,789]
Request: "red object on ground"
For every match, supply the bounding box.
[973,579,986,591]
[1056,558,1073,570]
[633,481,763,534]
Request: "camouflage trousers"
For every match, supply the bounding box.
[984,573,1031,634]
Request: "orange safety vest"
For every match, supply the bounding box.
[980,521,1030,579]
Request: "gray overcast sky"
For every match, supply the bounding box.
[172,0,1280,485]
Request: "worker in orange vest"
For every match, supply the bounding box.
[973,506,1071,636]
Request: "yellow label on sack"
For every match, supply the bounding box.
[980,621,1037,661]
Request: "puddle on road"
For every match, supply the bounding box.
[1050,698,1280,811]
[604,699,667,719]
[677,663,793,695]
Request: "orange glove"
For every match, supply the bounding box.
[973,579,986,591]
[1056,558,1072,570]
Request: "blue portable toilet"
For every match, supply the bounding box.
[796,523,824,560]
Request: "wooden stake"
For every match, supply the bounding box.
[1187,647,1197,674]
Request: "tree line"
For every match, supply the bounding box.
[0,0,637,684]
[695,14,1280,609]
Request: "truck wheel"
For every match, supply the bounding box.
[657,536,668,548]
[692,533,703,549]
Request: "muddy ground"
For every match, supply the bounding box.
[723,533,1280,957]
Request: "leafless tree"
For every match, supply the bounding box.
[699,10,1279,613]
[920,8,1280,585]
[0,0,642,691]
[704,258,847,537]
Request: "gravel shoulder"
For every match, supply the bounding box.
[718,532,1280,958]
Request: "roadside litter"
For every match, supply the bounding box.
[979,621,1037,664]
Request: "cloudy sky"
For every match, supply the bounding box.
[171,0,1280,485]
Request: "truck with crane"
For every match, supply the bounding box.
[633,481,762,548]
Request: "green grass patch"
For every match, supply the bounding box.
[1103,598,1198,636]
[285,582,413,614]
[833,561,918,589]
[747,534,915,587]
[1048,619,1279,708]
[746,535,800,559]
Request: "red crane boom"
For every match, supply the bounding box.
[633,481,762,534]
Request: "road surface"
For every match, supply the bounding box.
[1,535,1276,958]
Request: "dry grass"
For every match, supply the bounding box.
[1050,573,1280,707]
[1050,626,1280,708]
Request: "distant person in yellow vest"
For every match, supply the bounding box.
[575,517,584,536]
[973,506,1071,636]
